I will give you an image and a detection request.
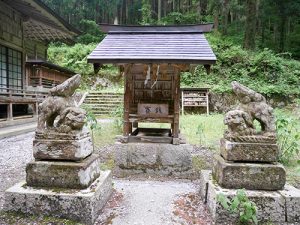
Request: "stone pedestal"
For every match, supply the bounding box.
[33,131,93,161]
[115,142,192,178]
[214,138,286,191]
[26,154,101,189]
[4,171,112,225]
[4,130,112,224]
[220,138,279,162]
[199,170,300,224]
[212,155,286,190]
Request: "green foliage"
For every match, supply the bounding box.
[181,34,300,96]
[276,113,300,164]
[160,12,203,25]
[217,189,258,225]
[48,43,96,76]
[110,104,124,132]
[140,0,153,25]
[76,19,105,44]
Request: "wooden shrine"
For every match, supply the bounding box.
[88,24,217,144]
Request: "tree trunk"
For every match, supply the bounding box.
[279,15,287,52]
[244,0,257,50]
[158,0,162,21]
[214,10,219,32]
[222,0,229,35]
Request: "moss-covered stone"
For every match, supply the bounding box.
[212,155,286,190]
[26,154,101,189]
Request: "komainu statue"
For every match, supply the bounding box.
[37,74,86,133]
[224,81,276,143]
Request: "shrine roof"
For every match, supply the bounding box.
[87,24,217,65]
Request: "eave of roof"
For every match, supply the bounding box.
[99,23,214,34]
[26,59,76,75]
[2,0,80,42]
[88,25,217,65]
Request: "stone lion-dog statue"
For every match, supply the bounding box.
[37,74,86,133]
[224,81,276,143]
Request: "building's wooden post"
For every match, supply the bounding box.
[7,103,13,121]
[206,91,209,115]
[34,102,39,117]
[173,68,180,140]
[123,65,132,137]
[181,90,184,115]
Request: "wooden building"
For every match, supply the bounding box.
[0,0,79,125]
[88,24,216,144]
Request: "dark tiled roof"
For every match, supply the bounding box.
[88,24,216,64]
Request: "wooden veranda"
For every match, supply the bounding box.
[88,24,217,144]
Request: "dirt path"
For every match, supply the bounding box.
[0,133,213,225]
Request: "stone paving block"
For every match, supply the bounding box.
[220,138,279,162]
[213,155,286,190]
[26,154,101,189]
[33,136,93,161]
[4,171,112,225]
[278,185,300,222]
[199,170,287,224]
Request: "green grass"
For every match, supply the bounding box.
[137,114,225,149]
[180,114,225,149]
[92,120,122,148]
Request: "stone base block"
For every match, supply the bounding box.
[33,136,93,161]
[213,155,286,190]
[4,171,112,225]
[199,170,300,224]
[115,142,192,178]
[26,154,101,189]
[278,185,300,222]
[220,138,279,162]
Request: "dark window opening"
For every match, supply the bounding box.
[0,105,7,120]
[0,44,23,92]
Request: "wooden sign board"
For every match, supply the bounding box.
[138,103,169,117]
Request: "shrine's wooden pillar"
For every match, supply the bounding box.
[123,67,132,136]
[173,68,180,138]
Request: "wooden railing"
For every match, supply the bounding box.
[0,87,48,121]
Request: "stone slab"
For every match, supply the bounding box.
[33,136,93,161]
[4,171,112,225]
[35,129,90,140]
[278,185,300,222]
[114,142,192,178]
[199,170,288,224]
[26,154,101,189]
[220,138,279,162]
[213,155,286,190]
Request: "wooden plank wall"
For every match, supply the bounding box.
[0,1,23,50]
[24,40,47,60]
[130,64,175,115]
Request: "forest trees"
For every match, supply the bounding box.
[42,0,300,58]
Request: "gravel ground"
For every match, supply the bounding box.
[96,179,213,225]
[0,132,34,210]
